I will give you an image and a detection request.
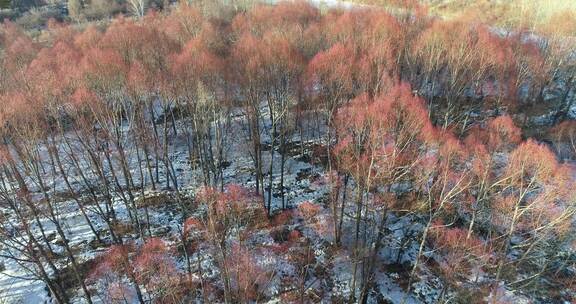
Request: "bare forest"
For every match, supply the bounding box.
[0,0,575,303]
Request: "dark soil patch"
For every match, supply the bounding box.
[270,226,292,243]
[384,262,412,290]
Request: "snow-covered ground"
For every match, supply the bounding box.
[0,98,441,303]
[0,102,329,302]
[4,93,563,303]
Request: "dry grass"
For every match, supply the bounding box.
[348,0,576,31]
[135,192,173,208]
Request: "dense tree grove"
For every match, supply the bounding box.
[0,1,575,303]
